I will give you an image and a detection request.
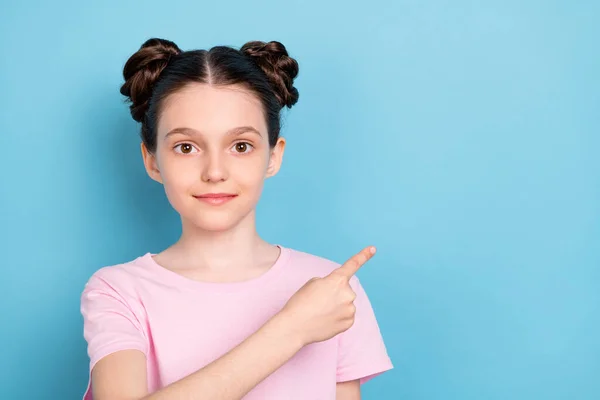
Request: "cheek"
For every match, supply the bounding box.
[233,154,269,187]
[164,162,195,185]
[159,159,198,199]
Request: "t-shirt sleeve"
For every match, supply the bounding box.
[336,276,393,384]
[80,271,148,399]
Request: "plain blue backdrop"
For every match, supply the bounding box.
[1,0,598,399]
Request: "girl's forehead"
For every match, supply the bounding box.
[157,83,267,137]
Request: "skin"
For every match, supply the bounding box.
[91,83,371,399]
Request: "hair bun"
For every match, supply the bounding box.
[240,41,299,108]
[120,38,182,122]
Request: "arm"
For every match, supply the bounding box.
[336,380,361,400]
[92,311,304,400]
[89,247,377,400]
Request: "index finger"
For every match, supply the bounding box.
[334,246,377,278]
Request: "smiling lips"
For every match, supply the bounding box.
[194,193,238,205]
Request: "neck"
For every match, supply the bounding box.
[169,210,270,271]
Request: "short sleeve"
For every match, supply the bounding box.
[80,272,148,399]
[336,277,393,384]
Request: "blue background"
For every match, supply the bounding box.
[1,1,598,399]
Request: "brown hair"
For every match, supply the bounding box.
[119,38,299,152]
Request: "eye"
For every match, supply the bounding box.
[174,143,198,154]
[232,142,254,154]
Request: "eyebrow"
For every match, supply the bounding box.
[164,126,262,140]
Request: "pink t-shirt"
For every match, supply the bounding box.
[80,245,393,399]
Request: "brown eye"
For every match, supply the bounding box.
[230,141,253,154]
[234,142,254,154]
[175,143,197,154]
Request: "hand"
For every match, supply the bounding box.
[279,246,377,346]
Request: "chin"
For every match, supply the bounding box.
[184,211,248,232]
[194,218,240,232]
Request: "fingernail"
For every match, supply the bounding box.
[370,246,376,254]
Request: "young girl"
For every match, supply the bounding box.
[81,38,393,400]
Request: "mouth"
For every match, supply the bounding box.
[193,193,238,206]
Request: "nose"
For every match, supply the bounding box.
[201,150,228,183]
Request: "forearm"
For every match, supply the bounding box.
[144,312,304,400]
[336,380,361,400]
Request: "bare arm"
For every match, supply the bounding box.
[93,311,303,400]
[336,380,361,400]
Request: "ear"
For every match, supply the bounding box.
[141,142,163,184]
[265,137,286,178]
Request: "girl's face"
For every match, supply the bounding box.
[141,83,285,232]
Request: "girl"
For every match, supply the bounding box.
[81,38,392,400]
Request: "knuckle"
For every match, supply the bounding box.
[350,303,356,314]
[343,287,356,302]
[333,273,347,285]
[356,253,367,265]
[329,270,343,280]
[347,259,360,270]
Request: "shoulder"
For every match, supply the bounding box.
[285,247,339,272]
[81,253,150,298]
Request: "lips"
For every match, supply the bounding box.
[196,193,237,198]
[194,193,238,205]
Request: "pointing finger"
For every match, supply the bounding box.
[333,246,376,278]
